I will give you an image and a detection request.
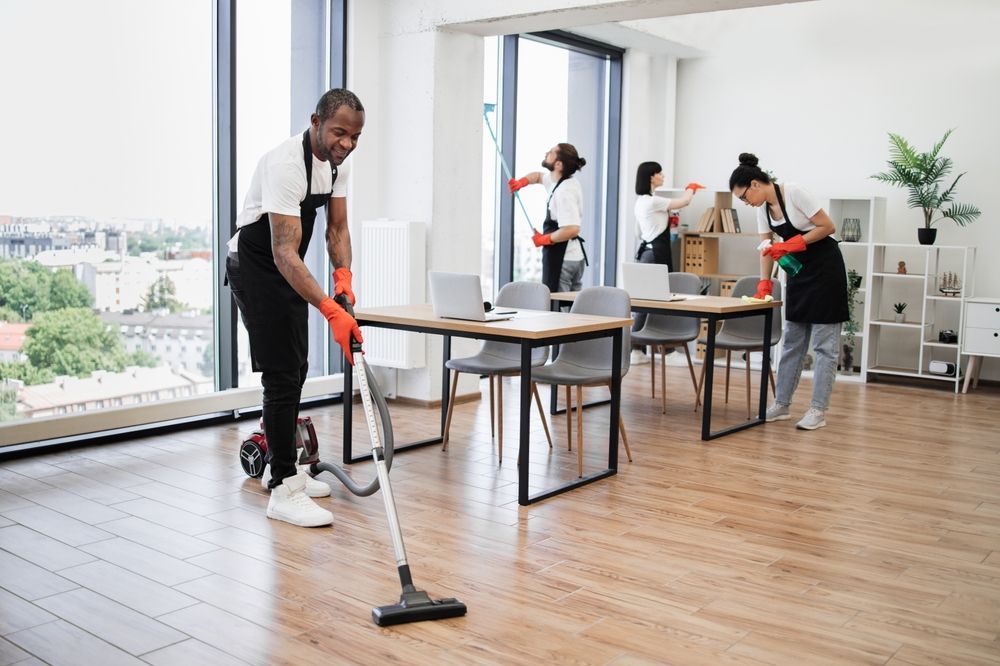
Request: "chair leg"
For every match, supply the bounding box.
[497,376,503,465]
[566,385,573,451]
[725,350,732,404]
[532,382,553,449]
[660,345,667,414]
[683,343,700,409]
[619,416,633,463]
[576,384,584,478]
[442,370,459,450]
[488,375,495,439]
[744,349,752,420]
[768,363,776,396]
[650,345,656,399]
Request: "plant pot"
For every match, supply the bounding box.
[894,313,905,323]
[917,227,937,245]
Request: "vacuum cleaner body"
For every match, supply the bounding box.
[238,416,319,479]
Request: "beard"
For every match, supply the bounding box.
[541,159,554,171]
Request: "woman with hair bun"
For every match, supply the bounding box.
[508,143,588,293]
[729,152,847,431]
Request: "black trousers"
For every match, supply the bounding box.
[261,362,309,488]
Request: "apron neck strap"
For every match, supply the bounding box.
[302,130,313,198]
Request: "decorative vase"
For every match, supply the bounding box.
[841,344,854,374]
[894,313,905,323]
[917,227,937,245]
[842,218,861,242]
[850,274,862,289]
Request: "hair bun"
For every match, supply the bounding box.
[578,157,587,168]
[738,152,759,168]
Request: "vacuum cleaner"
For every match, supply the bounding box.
[238,296,467,626]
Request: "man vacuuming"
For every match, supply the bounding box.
[226,88,364,527]
[509,143,588,294]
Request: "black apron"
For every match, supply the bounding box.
[767,182,848,324]
[635,227,672,269]
[227,130,337,372]
[541,177,588,293]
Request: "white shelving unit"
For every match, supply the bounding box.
[864,243,976,392]
[783,196,885,383]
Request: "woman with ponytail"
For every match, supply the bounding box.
[729,153,847,430]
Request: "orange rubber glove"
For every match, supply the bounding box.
[531,230,554,247]
[332,267,355,306]
[685,182,706,193]
[508,177,530,193]
[762,234,807,260]
[753,279,774,300]
[318,296,362,364]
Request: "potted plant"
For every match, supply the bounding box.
[841,270,862,373]
[871,129,981,245]
[893,302,907,323]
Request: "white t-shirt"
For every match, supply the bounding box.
[227,132,351,252]
[755,182,821,234]
[634,194,677,242]
[543,171,584,261]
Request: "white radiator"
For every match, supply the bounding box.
[352,219,426,369]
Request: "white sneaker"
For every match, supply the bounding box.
[630,349,650,365]
[765,402,791,422]
[266,473,333,527]
[261,464,331,498]
[796,408,827,430]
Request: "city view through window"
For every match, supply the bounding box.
[0,1,216,424]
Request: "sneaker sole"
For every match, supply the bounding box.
[766,414,791,422]
[796,419,826,431]
[266,508,333,527]
[305,482,332,498]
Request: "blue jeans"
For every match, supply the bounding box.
[775,321,839,411]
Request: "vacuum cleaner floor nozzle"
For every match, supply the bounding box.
[372,589,467,626]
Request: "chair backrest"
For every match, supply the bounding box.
[636,272,702,339]
[719,275,783,344]
[559,286,631,374]
[481,281,551,363]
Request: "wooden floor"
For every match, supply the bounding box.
[1,364,999,665]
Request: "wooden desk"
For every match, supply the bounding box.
[345,304,634,505]
[551,293,782,440]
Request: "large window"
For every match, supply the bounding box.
[0,0,214,423]
[496,32,622,289]
[0,0,345,446]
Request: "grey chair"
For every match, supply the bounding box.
[696,276,783,419]
[442,281,553,464]
[532,286,633,478]
[631,272,702,413]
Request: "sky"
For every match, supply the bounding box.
[0,0,291,227]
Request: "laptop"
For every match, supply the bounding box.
[428,272,517,322]
[621,263,688,301]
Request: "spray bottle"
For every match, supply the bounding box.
[757,239,803,277]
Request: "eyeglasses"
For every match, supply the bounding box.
[736,185,753,203]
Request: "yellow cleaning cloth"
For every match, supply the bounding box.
[741,294,774,304]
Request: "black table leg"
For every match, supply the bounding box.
[759,308,773,420]
[342,351,354,465]
[518,341,532,506]
[701,314,717,441]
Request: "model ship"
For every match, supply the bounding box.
[938,271,962,296]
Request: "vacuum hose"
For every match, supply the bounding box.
[311,299,394,496]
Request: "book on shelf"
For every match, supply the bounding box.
[720,209,735,233]
[730,208,741,233]
[696,207,715,232]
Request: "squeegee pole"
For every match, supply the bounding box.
[484,106,536,233]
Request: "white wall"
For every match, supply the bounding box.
[348,1,484,400]
[670,0,1000,378]
[617,51,677,271]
